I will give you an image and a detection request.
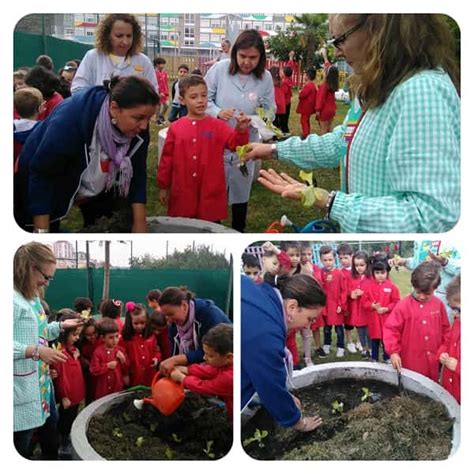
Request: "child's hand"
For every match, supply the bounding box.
[300,261,314,275]
[217,108,236,121]
[151,357,159,367]
[73,348,80,360]
[123,375,130,387]
[377,307,389,314]
[159,189,169,206]
[62,397,71,409]
[242,143,274,162]
[372,302,381,311]
[390,353,402,372]
[107,360,118,370]
[170,369,186,383]
[439,352,449,364]
[235,112,251,131]
[262,241,280,254]
[336,306,341,314]
[49,368,58,379]
[444,357,458,371]
[175,365,188,375]
[116,350,126,364]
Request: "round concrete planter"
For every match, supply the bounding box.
[244,362,460,458]
[147,216,238,233]
[71,391,133,460]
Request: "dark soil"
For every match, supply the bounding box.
[242,379,454,460]
[88,391,232,460]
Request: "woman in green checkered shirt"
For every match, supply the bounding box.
[13,242,83,458]
[244,14,460,233]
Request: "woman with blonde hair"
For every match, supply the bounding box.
[244,14,460,233]
[13,242,83,458]
[71,13,157,94]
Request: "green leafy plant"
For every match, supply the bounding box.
[112,428,123,438]
[331,400,344,415]
[361,387,373,402]
[243,428,269,448]
[203,440,216,459]
[135,436,145,448]
[164,447,175,460]
[171,433,182,443]
[149,423,158,433]
[236,144,252,176]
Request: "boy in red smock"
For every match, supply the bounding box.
[90,319,129,399]
[52,311,86,454]
[171,323,233,420]
[363,257,400,362]
[281,66,294,134]
[153,57,169,124]
[157,74,250,222]
[384,261,450,382]
[77,318,99,404]
[319,245,347,357]
[296,68,317,139]
[437,275,461,403]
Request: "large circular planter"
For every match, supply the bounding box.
[71,391,133,460]
[243,362,460,458]
[147,216,239,233]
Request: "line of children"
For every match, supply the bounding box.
[157,74,250,223]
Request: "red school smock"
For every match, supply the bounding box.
[437,317,461,403]
[52,348,86,406]
[274,84,286,114]
[296,82,317,116]
[320,268,347,326]
[89,345,128,399]
[363,279,400,339]
[154,327,172,360]
[282,77,293,106]
[120,334,161,387]
[347,274,372,327]
[383,294,450,382]
[157,116,249,222]
[315,82,337,121]
[184,363,233,420]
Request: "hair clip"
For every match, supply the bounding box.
[125,301,136,312]
[112,299,122,307]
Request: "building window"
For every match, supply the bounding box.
[201,19,210,28]
[200,33,210,42]
[210,34,221,43]
[264,23,272,29]
[184,39,195,46]
[161,33,169,40]
[64,28,74,36]
[161,17,169,25]
[86,29,95,37]
[184,14,195,24]
[184,27,195,37]
[169,17,177,25]
[254,24,261,30]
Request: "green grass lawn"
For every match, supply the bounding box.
[62,95,349,232]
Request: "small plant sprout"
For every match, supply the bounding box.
[361,387,373,402]
[242,428,269,448]
[331,400,344,415]
[135,436,145,448]
[112,428,123,438]
[172,433,182,443]
[203,440,216,459]
[150,423,158,433]
[164,447,175,460]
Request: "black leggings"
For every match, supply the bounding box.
[231,202,248,233]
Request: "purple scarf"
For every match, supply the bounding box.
[97,96,133,197]
[176,300,196,354]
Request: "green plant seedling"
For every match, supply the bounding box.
[172,433,182,443]
[203,440,216,459]
[361,387,373,402]
[243,428,269,448]
[135,436,145,448]
[236,144,252,176]
[165,447,175,460]
[112,427,123,438]
[331,400,344,415]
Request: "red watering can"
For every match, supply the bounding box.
[133,372,185,416]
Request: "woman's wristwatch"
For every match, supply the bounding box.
[34,228,49,233]
[270,143,278,160]
[325,191,337,218]
[31,345,40,361]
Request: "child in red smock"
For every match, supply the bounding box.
[437,275,461,403]
[363,256,400,362]
[281,66,294,134]
[384,261,450,382]
[296,68,317,139]
[319,245,347,357]
[171,323,233,420]
[100,299,124,334]
[269,66,286,132]
[315,65,338,134]
[77,318,99,404]
[120,302,161,387]
[347,250,372,359]
[148,310,172,361]
[51,310,86,452]
[90,319,128,399]
[157,74,250,222]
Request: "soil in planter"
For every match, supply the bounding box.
[87,391,232,460]
[242,378,454,460]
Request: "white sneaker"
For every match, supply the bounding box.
[323,344,331,355]
[304,357,314,367]
[347,342,357,354]
[355,341,363,352]
[336,348,345,358]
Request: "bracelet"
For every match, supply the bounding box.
[31,345,40,361]
[325,191,337,218]
[34,228,49,234]
[295,417,307,432]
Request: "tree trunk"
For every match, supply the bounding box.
[102,241,111,301]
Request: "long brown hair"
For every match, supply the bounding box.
[331,14,460,109]
[14,242,56,300]
[95,13,144,56]
[229,29,267,79]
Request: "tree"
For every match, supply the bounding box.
[293,14,328,68]
[266,24,305,61]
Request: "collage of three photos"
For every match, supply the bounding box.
[12,11,461,462]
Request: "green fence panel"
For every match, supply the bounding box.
[14,32,93,71]
[45,267,232,316]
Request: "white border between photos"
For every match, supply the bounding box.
[3,0,472,472]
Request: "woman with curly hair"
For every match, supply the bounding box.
[71,13,157,94]
[244,14,460,234]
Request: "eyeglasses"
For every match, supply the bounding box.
[327,16,369,50]
[35,266,54,282]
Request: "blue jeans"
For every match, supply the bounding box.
[168,104,187,122]
[324,325,344,348]
[357,326,369,348]
[371,339,389,361]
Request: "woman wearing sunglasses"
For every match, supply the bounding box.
[13,242,83,458]
[244,14,460,233]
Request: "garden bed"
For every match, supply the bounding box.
[242,378,454,460]
[86,391,232,460]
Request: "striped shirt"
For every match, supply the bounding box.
[276,69,460,233]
